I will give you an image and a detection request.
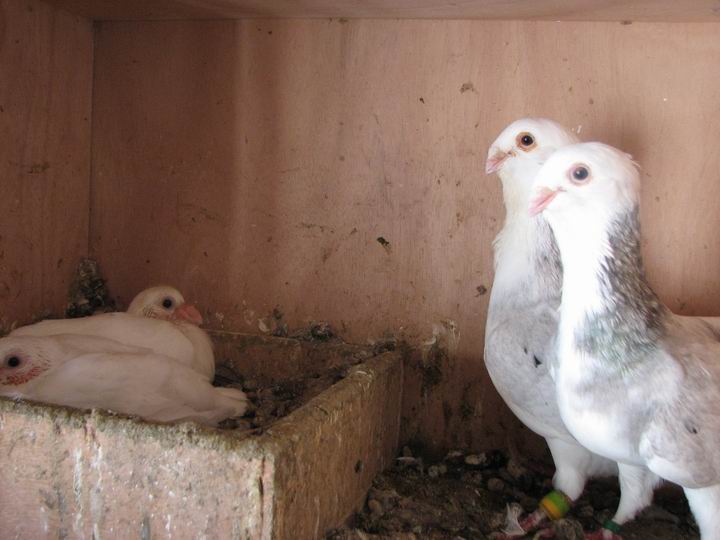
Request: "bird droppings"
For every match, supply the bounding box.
[327,449,699,539]
[214,361,354,433]
[66,258,115,318]
[27,161,50,174]
[376,237,392,254]
[212,330,376,433]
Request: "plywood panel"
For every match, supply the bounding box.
[43,0,720,22]
[0,0,93,330]
[91,19,720,453]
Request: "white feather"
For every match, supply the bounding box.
[534,142,720,539]
[0,334,246,426]
[11,310,215,381]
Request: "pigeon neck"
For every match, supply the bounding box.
[491,169,562,303]
[555,206,668,368]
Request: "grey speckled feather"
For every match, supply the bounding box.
[575,208,670,372]
[567,207,720,487]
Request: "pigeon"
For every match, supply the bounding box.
[530,141,720,539]
[0,334,247,425]
[486,119,622,537]
[485,119,720,539]
[11,286,215,381]
[125,285,216,379]
[126,285,203,325]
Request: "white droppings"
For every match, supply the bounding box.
[73,448,84,535]
[576,124,583,134]
[258,319,271,333]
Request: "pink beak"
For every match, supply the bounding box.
[172,303,204,326]
[485,150,509,174]
[529,187,563,216]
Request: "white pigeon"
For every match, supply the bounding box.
[127,285,203,325]
[0,334,247,425]
[126,285,215,379]
[11,286,215,381]
[530,141,720,540]
[485,119,623,537]
[485,118,720,538]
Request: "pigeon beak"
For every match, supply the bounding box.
[529,187,564,216]
[172,303,204,326]
[485,149,510,174]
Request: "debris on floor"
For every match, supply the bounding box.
[327,448,699,539]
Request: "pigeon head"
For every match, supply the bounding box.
[486,118,579,177]
[529,142,640,222]
[0,337,53,386]
[127,286,203,326]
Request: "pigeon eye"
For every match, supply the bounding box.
[569,164,591,184]
[6,356,21,368]
[162,298,174,310]
[516,132,536,151]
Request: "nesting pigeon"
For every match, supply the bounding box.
[485,119,720,539]
[11,286,215,381]
[127,285,203,325]
[0,334,247,425]
[530,142,720,539]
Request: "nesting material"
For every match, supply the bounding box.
[328,450,699,539]
[65,258,116,318]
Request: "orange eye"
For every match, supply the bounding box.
[516,132,536,151]
[568,163,591,184]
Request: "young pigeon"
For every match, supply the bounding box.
[126,285,203,325]
[530,142,720,539]
[11,286,215,381]
[0,334,247,425]
[126,285,216,380]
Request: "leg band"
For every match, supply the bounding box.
[539,490,571,520]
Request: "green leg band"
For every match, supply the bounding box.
[539,490,571,520]
[603,520,621,534]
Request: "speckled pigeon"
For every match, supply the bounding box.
[530,141,720,539]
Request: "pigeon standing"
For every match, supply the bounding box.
[530,141,720,539]
[11,286,215,380]
[0,334,246,425]
[485,119,720,538]
[485,119,623,537]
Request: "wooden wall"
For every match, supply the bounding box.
[91,19,720,453]
[0,0,93,331]
[40,0,720,22]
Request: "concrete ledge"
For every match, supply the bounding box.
[0,338,403,539]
